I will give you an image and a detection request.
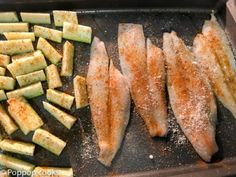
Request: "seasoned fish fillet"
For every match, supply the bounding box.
[87,37,130,166]
[193,34,236,118]
[202,15,236,104]
[164,32,218,162]
[146,38,168,136]
[118,23,167,137]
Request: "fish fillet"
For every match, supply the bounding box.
[202,15,236,104]
[193,34,236,117]
[164,31,218,162]
[118,23,167,137]
[87,37,130,166]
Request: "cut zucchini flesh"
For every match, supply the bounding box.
[0,154,35,172]
[7,97,44,135]
[63,22,92,43]
[6,82,44,99]
[53,10,78,27]
[20,12,51,24]
[47,89,74,110]
[3,32,35,41]
[0,90,7,101]
[0,12,19,22]
[32,128,66,156]
[0,23,28,34]
[11,50,40,62]
[7,51,47,77]
[45,64,62,89]
[34,25,62,43]
[0,139,35,156]
[73,75,89,109]
[32,167,73,177]
[0,104,18,135]
[61,41,74,76]
[37,37,62,64]
[0,39,34,55]
[16,70,46,87]
[0,54,10,67]
[43,101,76,129]
[0,67,6,76]
[0,76,15,90]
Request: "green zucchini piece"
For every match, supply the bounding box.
[37,37,62,64]
[61,41,74,76]
[0,23,28,34]
[0,54,10,67]
[16,70,46,87]
[45,64,62,89]
[32,167,73,177]
[0,76,15,90]
[0,139,35,156]
[0,39,34,55]
[7,97,44,135]
[7,51,47,77]
[34,25,62,43]
[0,67,6,76]
[46,89,74,110]
[0,104,18,135]
[20,12,51,24]
[11,50,40,62]
[53,10,78,27]
[73,75,89,109]
[43,101,76,129]
[0,12,19,22]
[32,128,66,156]
[63,22,92,43]
[0,90,7,101]
[0,154,35,172]
[3,32,35,41]
[6,82,44,99]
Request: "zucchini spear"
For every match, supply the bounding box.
[11,50,40,62]
[0,12,18,22]
[6,82,44,99]
[0,139,35,156]
[0,76,15,90]
[7,97,44,135]
[37,37,62,64]
[7,51,47,78]
[0,104,18,135]
[47,89,74,110]
[61,41,74,76]
[0,54,10,67]
[0,90,7,101]
[32,128,66,156]
[45,64,62,89]
[20,12,51,24]
[43,101,76,129]
[0,39,34,55]
[73,75,89,109]
[4,32,35,41]
[53,10,78,27]
[0,154,35,172]
[34,25,62,43]
[63,22,92,43]
[0,23,28,34]
[16,70,46,87]
[32,167,73,177]
[0,67,6,76]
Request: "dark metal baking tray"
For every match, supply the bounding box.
[0,0,236,177]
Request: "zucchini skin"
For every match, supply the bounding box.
[0,76,15,90]
[0,12,19,22]
[62,22,92,43]
[0,54,10,67]
[32,128,66,156]
[6,82,44,99]
[34,25,62,43]
[43,101,76,129]
[4,32,35,41]
[53,10,78,27]
[61,41,74,76]
[20,12,51,24]
[46,89,74,110]
[0,39,34,55]
[45,64,62,89]
[7,97,44,135]
[37,37,62,64]
[0,23,28,34]
[16,70,46,87]
[32,167,73,177]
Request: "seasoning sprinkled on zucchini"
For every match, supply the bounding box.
[61,41,74,76]
[0,54,10,67]
[53,10,78,27]
[0,23,28,34]
[4,32,35,41]
[16,70,46,87]
[0,12,19,22]
[0,76,15,90]
[20,12,51,24]
[45,64,62,89]
[0,67,6,76]
[34,25,62,43]
[11,50,41,62]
